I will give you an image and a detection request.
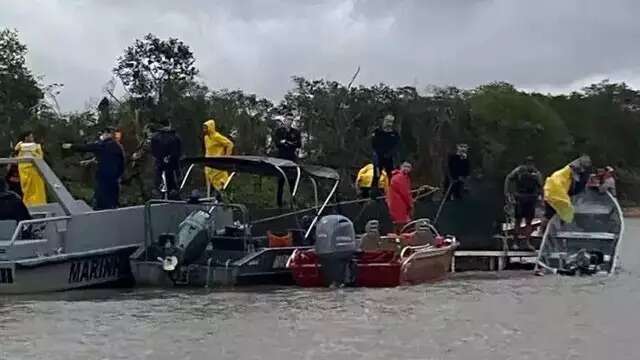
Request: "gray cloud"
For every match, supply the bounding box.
[2,0,639,111]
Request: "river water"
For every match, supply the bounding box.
[2,220,640,360]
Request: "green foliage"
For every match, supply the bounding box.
[4,29,640,205]
[0,29,44,152]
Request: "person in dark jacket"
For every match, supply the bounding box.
[62,127,125,210]
[150,122,182,198]
[272,115,302,208]
[5,163,22,197]
[371,114,400,198]
[0,176,31,223]
[444,143,470,200]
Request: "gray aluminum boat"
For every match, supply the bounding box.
[130,155,340,288]
[0,157,144,294]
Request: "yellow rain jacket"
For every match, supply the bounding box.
[203,119,234,190]
[543,165,574,223]
[15,142,47,206]
[356,164,389,192]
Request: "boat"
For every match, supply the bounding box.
[287,217,458,287]
[0,157,143,294]
[129,155,341,287]
[535,187,624,276]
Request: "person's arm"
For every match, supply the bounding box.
[215,133,234,155]
[13,196,32,222]
[504,167,519,196]
[371,129,381,153]
[150,134,161,160]
[175,135,183,160]
[292,129,302,149]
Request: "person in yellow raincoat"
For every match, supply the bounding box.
[203,119,234,190]
[355,163,389,198]
[14,131,47,206]
[543,155,592,225]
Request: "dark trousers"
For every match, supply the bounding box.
[154,162,180,193]
[371,153,394,197]
[444,177,465,200]
[95,178,120,210]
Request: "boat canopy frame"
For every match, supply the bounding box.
[180,156,341,240]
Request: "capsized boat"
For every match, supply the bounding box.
[130,155,341,287]
[535,188,624,276]
[0,158,143,294]
[287,217,458,287]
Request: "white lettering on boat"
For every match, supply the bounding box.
[272,254,289,269]
[68,255,121,284]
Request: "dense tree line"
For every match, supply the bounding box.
[2,29,640,206]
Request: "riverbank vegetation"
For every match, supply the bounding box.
[3,29,640,206]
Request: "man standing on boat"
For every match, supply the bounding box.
[387,162,414,233]
[62,127,125,210]
[543,155,592,226]
[504,156,543,250]
[272,114,302,208]
[150,120,182,199]
[371,114,400,199]
[444,143,470,200]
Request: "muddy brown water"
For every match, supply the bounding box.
[2,220,639,360]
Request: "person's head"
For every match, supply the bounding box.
[456,143,469,157]
[113,128,123,143]
[400,161,412,174]
[570,155,592,174]
[604,166,615,177]
[99,127,115,141]
[382,114,395,131]
[20,131,34,143]
[523,155,535,170]
[203,119,216,136]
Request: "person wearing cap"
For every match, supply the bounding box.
[444,143,470,200]
[272,114,302,207]
[504,156,543,249]
[62,127,125,210]
[371,114,400,199]
[543,155,592,225]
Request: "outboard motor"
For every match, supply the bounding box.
[159,210,214,272]
[315,215,358,286]
[559,248,605,276]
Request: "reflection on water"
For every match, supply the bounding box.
[2,221,640,360]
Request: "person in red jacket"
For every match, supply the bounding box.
[387,162,414,233]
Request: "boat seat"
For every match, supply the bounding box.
[360,220,381,251]
[0,220,18,240]
[412,220,435,246]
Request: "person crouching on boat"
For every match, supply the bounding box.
[355,163,389,199]
[14,131,47,206]
[599,166,617,196]
[542,155,592,228]
[387,162,414,233]
[273,114,302,208]
[62,127,125,210]
[0,173,31,223]
[151,120,183,199]
[504,156,543,250]
[203,119,234,196]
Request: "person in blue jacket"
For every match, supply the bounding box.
[63,127,125,210]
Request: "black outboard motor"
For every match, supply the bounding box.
[315,215,358,286]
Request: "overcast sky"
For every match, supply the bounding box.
[2,0,639,111]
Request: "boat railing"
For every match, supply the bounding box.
[0,216,71,248]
